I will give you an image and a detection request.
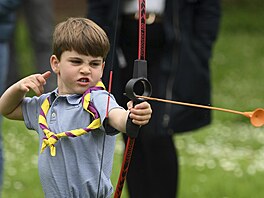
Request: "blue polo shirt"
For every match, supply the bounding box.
[22,89,123,198]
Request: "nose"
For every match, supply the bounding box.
[80,65,91,74]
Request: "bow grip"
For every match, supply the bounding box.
[126,112,140,138]
[125,97,144,138]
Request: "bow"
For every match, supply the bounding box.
[114,0,152,197]
[94,0,151,197]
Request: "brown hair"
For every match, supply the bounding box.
[53,17,110,60]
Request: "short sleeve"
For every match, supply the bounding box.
[91,90,124,135]
[22,94,47,133]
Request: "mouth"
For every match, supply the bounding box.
[77,78,90,85]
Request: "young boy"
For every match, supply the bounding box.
[0,17,152,197]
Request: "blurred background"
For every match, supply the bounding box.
[2,0,264,197]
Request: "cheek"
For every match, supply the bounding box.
[60,67,77,80]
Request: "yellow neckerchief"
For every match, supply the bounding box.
[38,81,105,156]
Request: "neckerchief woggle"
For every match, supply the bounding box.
[38,81,105,156]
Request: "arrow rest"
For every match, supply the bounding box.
[125,60,152,103]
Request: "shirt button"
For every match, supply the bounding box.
[51,112,56,118]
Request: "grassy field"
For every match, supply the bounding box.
[176,3,264,198]
[2,2,264,198]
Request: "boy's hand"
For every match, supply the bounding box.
[18,71,51,96]
[127,101,152,126]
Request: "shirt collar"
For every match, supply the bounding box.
[49,88,82,105]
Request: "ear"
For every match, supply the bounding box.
[50,55,60,74]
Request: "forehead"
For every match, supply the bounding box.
[61,50,103,61]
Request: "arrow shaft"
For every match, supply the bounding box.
[138,95,245,116]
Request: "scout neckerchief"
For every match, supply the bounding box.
[38,81,105,157]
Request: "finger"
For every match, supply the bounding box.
[129,112,151,126]
[134,101,150,109]
[127,101,133,110]
[42,71,51,80]
[27,81,43,96]
[20,84,30,93]
[129,107,152,116]
[37,71,51,86]
[33,86,44,96]
[36,75,48,86]
[130,112,151,121]
[132,118,149,126]
[38,85,45,95]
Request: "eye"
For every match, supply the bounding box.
[70,59,82,65]
[90,62,101,68]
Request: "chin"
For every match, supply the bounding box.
[77,87,89,94]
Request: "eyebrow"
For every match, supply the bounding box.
[90,59,102,62]
[68,56,102,62]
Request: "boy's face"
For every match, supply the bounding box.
[50,50,105,95]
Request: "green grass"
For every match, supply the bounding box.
[2,120,42,197]
[175,4,264,198]
[176,122,264,198]
[2,3,264,198]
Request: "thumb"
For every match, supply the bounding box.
[127,101,134,110]
[42,71,52,80]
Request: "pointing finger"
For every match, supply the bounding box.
[42,71,52,80]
